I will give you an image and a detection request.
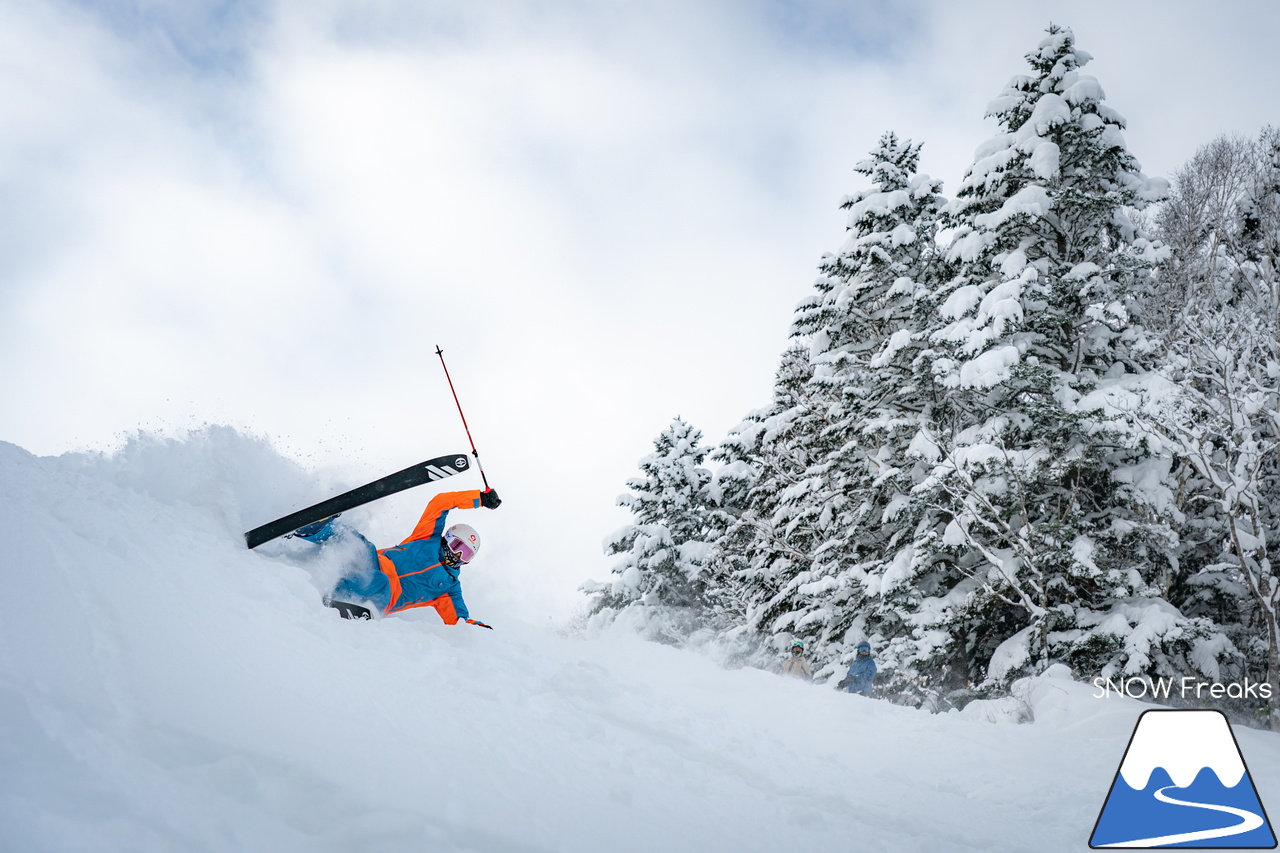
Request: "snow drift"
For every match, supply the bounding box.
[1,428,1277,852]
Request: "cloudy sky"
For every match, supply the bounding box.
[3,0,1278,619]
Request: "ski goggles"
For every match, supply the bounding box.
[447,537,476,563]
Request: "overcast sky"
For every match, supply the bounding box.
[3,0,1278,621]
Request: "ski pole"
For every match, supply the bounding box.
[435,345,491,491]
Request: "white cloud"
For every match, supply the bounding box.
[2,0,1278,618]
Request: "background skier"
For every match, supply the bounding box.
[295,487,501,626]
[839,641,877,696]
[780,640,813,680]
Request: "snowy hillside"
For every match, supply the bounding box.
[2,429,1277,853]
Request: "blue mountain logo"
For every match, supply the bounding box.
[1091,709,1276,848]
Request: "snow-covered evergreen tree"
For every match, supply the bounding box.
[914,25,1220,686]
[586,417,733,644]
[746,133,951,678]
[710,345,830,657]
[585,25,1270,709]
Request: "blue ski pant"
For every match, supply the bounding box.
[298,520,392,610]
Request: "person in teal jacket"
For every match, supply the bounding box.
[840,641,877,696]
[296,487,500,626]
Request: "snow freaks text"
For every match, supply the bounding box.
[1092,677,1274,701]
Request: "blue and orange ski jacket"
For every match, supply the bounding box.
[375,489,484,622]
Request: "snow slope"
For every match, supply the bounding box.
[2,428,1277,853]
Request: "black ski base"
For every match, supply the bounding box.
[327,600,373,620]
[244,453,470,549]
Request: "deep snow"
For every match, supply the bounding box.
[2,428,1277,853]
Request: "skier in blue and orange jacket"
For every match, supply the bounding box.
[294,487,501,627]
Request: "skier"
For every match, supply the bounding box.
[293,487,501,626]
[780,639,813,681]
[839,641,877,696]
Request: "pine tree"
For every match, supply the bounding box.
[711,345,829,656]
[914,24,1220,686]
[586,417,731,644]
[747,132,952,678]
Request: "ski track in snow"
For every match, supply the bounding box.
[1,430,1279,853]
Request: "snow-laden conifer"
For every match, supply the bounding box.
[709,346,828,657]
[751,133,950,678]
[585,417,731,644]
[915,25,1220,686]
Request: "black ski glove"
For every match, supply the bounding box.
[481,488,502,509]
[466,619,494,630]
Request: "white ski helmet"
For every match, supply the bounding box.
[443,523,481,565]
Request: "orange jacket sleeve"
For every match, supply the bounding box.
[400,489,482,545]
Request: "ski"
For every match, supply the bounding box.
[327,600,373,620]
[244,453,470,549]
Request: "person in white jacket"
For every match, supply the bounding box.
[780,639,813,680]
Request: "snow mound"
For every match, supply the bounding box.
[959,664,1106,726]
[1,429,1274,853]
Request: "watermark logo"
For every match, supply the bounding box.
[1090,710,1276,848]
[1092,676,1273,702]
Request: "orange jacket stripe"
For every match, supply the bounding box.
[386,592,460,624]
[377,553,405,612]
